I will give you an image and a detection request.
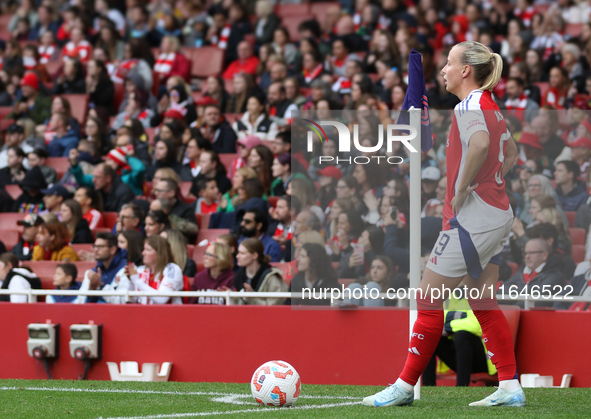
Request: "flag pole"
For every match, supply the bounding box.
[408,106,422,400]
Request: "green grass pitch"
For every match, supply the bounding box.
[0,379,588,418]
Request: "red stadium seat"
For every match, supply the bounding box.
[60,94,89,124]
[91,227,112,239]
[71,243,93,253]
[197,229,230,245]
[186,244,195,259]
[103,212,119,229]
[572,244,585,264]
[534,82,549,102]
[219,153,238,171]
[310,2,339,26]
[25,261,96,281]
[283,14,314,42]
[195,213,212,229]
[569,228,586,246]
[338,278,355,287]
[180,181,192,197]
[0,14,13,30]
[0,213,26,229]
[0,106,11,119]
[565,23,584,38]
[5,184,22,200]
[565,211,576,228]
[191,47,225,78]
[45,157,70,178]
[113,82,125,112]
[276,3,310,17]
[1,230,21,251]
[152,70,160,97]
[44,60,63,79]
[0,119,14,131]
[144,127,157,146]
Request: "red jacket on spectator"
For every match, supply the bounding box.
[154,52,191,83]
[222,56,259,80]
[62,40,92,63]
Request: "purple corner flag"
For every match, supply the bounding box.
[398,49,433,152]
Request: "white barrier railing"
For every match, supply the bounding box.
[0,289,589,309]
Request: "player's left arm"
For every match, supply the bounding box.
[451,130,489,214]
[502,134,518,178]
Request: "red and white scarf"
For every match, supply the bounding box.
[62,40,91,62]
[302,64,323,84]
[23,56,37,70]
[378,14,390,30]
[505,94,528,122]
[274,223,292,240]
[39,44,56,64]
[126,109,150,122]
[545,87,566,109]
[513,6,534,27]
[112,59,138,83]
[211,24,231,49]
[189,160,201,177]
[154,52,176,76]
[332,77,352,94]
[353,12,361,32]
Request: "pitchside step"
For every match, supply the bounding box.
[520,373,573,388]
[107,361,173,382]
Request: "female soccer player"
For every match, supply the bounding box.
[363,41,525,407]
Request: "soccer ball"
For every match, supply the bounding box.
[250,360,301,407]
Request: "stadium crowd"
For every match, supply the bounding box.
[0,0,591,314]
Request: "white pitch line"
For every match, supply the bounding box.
[0,386,359,400]
[99,401,362,419]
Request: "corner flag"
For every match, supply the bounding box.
[398,49,433,152]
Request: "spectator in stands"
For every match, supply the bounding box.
[519,174,561,226]
[189,242,235,305]
[0,124,28,168]
[60,199,93,244]
[38,31,59,64]
[53,58,86,94]
[124,235,184,304]
[247,145,274,194]
[268,195,292,245]
[118,229,144,266]
[233,237,287,305]
[222,40,260,80]
[342,255,401,306]
[46,263,81,304]
[202,76,229,113]
[325,198,354,239]
[270,153,295,197]
[78,232,129,303]
[61,27,92,63]
[79,162,135,212]
[299,49,328,88]
[40,184,69,216]
[113,44,154,93]
[554,160,589,212]
[199,104,237,154]
[27,149,58,186]
[95,22,125,62]
[11,214,44,261]
[126,5,161,47]
[338,226,385,279]
[12,166,46,213]
[267,82,298,124]
[194,178,220,214]
[42,97,82,145]
[504,238,567,307]
[543,67,569,109]
[22,45,50,84]
[84,116,108,158]
[144,210,171,238]
[30,5,58,41]
[567,137,591,181]
[74,186,104,230]
[9,72,51,125]
[184,136,213,179]
[47,112,79,157]
[191,150,233,196]
[153,178,197,225]
[502,77,539,123]
[283,77,306,108]
[290,242,339,306]
[253,0,280,44]
[113,89,154,130]
[237,207,282,262]
[233,95,278,141]
[328,209,365,260]
[32,222,79,261]
[3,40,23,73]
[534,207,573,253]
[161,228,197,277]
[0,252,41,303]
[227,136,260,179]
[218,166,258,213]
[112,203,144,235]
[154,35,191,84]
[86,59,115,116]
[115,131,151,170]
[0,147,27,185]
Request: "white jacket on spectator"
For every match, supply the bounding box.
[126,263,184,305]
[76,268,133,304]
[0,268,38,303]
[233,112,278,141]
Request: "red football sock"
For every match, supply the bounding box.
[399,297,444,386]
[468,298,517,381]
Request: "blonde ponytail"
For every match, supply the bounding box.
[457,41,504,91]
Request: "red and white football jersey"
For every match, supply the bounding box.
[443,89,513,234]
[62,40,91,63]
